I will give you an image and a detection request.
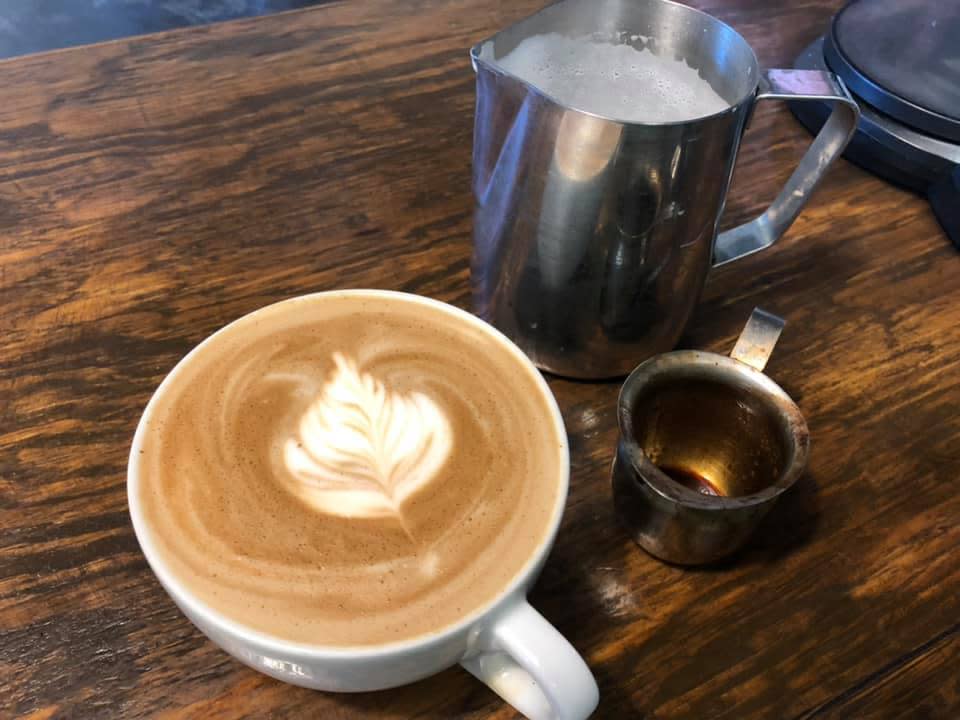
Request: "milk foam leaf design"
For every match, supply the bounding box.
[283,353,453,520]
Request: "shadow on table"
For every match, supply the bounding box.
[682,471,822,573]
[328,665,492,718]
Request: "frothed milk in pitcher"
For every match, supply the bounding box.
[495,33,730,123]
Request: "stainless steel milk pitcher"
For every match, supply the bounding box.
[470,0,858,378]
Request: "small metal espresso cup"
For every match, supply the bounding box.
[612,308,809,565]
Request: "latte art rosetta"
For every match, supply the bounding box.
[282,353,453,522]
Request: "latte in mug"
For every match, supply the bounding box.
[134,291,565,646]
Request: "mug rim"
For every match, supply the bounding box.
[127,289,571,660]
[470,0,761,128]
[616,349,809,509]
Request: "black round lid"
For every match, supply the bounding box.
[824,0,960,142]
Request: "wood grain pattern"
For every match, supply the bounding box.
[1,0,958,717]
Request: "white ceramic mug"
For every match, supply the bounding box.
[127,290,599,720]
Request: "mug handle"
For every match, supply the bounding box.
[712,68,859,266]
[460,600,599,720]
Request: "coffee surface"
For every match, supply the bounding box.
[136,293,564,646]
[493,33,729,123]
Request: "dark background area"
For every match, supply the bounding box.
[0,0,324,59]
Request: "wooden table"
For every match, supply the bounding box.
[2,0,958,717]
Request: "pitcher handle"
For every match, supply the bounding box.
[713,69,859,266]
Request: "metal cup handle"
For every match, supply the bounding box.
[729,307,785,372]
[713,69,860,266]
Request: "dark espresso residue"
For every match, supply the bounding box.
[657,465,723,496]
